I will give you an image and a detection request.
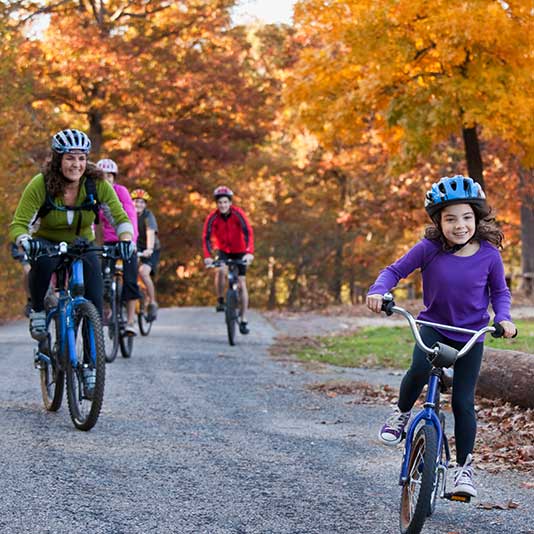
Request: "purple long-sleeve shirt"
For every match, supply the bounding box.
[368,238,511,342]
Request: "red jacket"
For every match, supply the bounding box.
[203,206,254,258]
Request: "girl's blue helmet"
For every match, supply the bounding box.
[51,129,91,154]
[425,175,487,218]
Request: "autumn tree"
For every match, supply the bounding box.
[288,0,532,292]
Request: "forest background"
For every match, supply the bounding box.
[1,0,533,320]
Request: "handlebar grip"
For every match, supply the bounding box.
[491,322,505,338]
[491,322,518,338]
[381,299,395,316]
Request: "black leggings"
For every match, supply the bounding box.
[29,241,103,316]
[398,326,484,465]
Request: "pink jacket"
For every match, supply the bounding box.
[100,183,138,242]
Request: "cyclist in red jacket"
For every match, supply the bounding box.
[203,186,254,334]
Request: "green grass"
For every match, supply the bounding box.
[295,320,534,369]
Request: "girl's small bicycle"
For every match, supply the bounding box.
[381,293,507,534]
[34,240,106,431]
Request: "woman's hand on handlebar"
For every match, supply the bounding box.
[204,257,214,268]
[366,293,384,314]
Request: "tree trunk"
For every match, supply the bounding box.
[287,263,303,308]
[477,348,534,408]
[267,255,278,310]
[88,107,103,158]
[519,167,534,295]
[462,125,484,189]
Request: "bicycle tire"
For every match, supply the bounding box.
[225,288,238,346]
[40,315,65,411]
[399,424,438,534]
[66,301,106,431]
[119,301,134,358]
[103,285,120,363]
[137,296,153,336]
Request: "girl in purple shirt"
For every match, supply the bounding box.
[367,175,516,499]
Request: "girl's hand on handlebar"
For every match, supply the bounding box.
[366,293,384,314]
[204,257,214,267]
[243,253,254,265]
[499,320,517,338]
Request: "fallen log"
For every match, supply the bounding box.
[477,348,534,409]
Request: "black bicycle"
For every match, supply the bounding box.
[101,247,134,361]
[210,259,247,346]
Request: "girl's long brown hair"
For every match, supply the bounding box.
[42,151,103,198]
[424,203,504,249]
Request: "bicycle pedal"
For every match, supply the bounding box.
[444,492,471,503]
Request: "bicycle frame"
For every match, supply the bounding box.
[399,372,445,486]
[37,245,97,371]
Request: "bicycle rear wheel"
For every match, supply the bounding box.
[103,287,119,363]
[137,295,153,336]
[66,301,106,431]
[225,288,238,346]
[399,424,438,534]
[40,315,64,411]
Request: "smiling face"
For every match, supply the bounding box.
[134,198,146,214]
[440,203,476,246]
[216,196,231,214]
[61,151,87,183]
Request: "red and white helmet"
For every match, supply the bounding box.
[96,158,118,174]
[213,185,234,200]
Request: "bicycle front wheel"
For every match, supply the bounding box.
[399,424,438,534]
[225,288,238,346]
[103,288,119,363]
[66,301,106,431]
[119,300,134,358]
[40,315,64,411]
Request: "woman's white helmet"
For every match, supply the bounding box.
[96,158,118,174]
[51,129,91,154]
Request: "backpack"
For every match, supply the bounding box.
[32,176,100,235]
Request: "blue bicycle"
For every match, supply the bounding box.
[34,240,107,431]
[381,293,507,534]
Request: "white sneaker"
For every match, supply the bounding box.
[378,408,411,445]
[453,454,477,497]
[124,323,138,336]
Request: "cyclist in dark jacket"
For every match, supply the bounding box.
[203,186,254,334]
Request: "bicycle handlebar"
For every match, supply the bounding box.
[206,258,248,269]
[380,292,511,367]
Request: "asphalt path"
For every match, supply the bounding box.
[0,307,532,534]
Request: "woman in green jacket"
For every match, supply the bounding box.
[9,128,135,340]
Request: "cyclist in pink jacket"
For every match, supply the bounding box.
[97,159,140,335]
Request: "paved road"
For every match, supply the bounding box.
[0,308,532,534]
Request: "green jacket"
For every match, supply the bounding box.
[9,173,134,244]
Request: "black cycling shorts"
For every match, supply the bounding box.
[217,252,247,276]
[140,249,160,276]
